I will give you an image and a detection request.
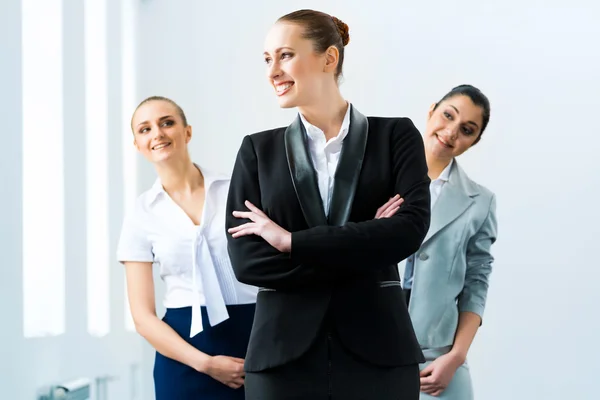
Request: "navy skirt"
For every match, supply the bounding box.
[154,303,255,400]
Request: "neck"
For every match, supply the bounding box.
[298,86,348,141]
[426,155,452,180]
[155,153,203,195]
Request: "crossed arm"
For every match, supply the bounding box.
[225,121,430,289]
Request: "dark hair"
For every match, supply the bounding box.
[433,84,491,145]
[130,96,188,132]
[278,9,350,80]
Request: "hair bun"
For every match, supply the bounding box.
[331,16,350,46]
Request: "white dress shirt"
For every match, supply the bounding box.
[403,159,454,289]
[299,103,352,215]
[116,165,257,338]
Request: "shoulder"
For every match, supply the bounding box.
[366,116,422,143]
[234,127,288,159]
[118,186,159,243]
[366,116,424,154]
[367,116,418,132]
[247,126,287,144]
[129,185,159,215]
[123,178,166,221]
[463,173,496,212]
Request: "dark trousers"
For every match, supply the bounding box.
[245,319,420,400]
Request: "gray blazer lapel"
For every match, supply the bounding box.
[328,106,369,226]
[422,161,479,245]
[285,115,328,228]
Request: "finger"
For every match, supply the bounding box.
[229,357,245,363]
[233,377,245,386]
[384,197,404,211]
[380,195,401,210]
[232,211,257,221]
[228,223,256,234]
[381,206,399,218]
[377,199,404,219]
[231,228,259,238]
[375,195,401,217]
[228,381,243,389]
[420,384,436,393]
[420,386,437,395]
[244,201,265,217]
[420,365,434,377]
[431,389,444,396]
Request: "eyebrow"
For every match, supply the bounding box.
[263,46,294,56]
[449,105,480,129]
[136,115,174,128]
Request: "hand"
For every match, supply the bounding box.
[229,200,292,252]
[374,194,404,219]
[204,355,245,389]
[419,351,464,396]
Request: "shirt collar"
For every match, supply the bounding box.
[145,163,229,207]
[437,159,454,183]
[299,102,352,144]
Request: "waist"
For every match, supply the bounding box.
[165,303,256,318]
[163,304,255,344]
[162,279,257,308]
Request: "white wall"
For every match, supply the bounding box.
[135,1,600,399]
[1,0,144,398]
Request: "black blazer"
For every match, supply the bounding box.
[226,106,430,372]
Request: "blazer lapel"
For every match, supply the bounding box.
[328,106,369,226]
[421,161,479,245]
[284,115,328,228]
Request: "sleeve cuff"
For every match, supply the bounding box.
[116,252,154,264]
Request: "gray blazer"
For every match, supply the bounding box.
[401,160,497,349]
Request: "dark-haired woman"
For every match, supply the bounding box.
[402,85,497,399]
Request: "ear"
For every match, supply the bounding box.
[133,138,140,151]
[427,102,437,120]
[185,125,192,144]
[323,45,340,74]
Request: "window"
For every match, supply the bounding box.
[22,0,66,338]
[122,0,138,333]
[85,0,110,337]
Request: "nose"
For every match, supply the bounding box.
[268,60,282,81]
[152,124,165,140]
[444,125,459,140]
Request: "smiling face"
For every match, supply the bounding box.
[131,100,191,165]
[424,95,485,162]
[263,22,336,109]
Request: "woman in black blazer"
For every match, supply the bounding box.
[226,9,431,400]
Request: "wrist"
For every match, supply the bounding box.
[193,353,212,373]
[449,348,467,365]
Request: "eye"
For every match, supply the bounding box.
[138,127,150,134]
[443,111,453,120]
[461,126,474,136]
[161,120,174,127]
[264,57,272,65]
[281,52,293,60]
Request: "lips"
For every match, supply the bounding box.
[435,134,453,148]
[152,142,171,151]
[275,81,294,96]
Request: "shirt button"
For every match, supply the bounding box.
[418,253,429,261]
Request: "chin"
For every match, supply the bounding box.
[152,152,175,164]
[277,98,297,109]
